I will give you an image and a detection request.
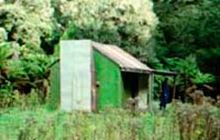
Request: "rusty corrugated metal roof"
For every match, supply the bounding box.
[92,42,152,74]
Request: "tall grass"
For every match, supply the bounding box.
[0,103,219,140]
[176,103,220,140]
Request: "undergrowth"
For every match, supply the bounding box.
[0,103,219,140]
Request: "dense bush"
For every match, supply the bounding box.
[0,41,54,107]
[60,0,158,63]
[0,2,53,47]
[0,1,57,105]
[153,0,220,84]
[177,103,220,140]
[166,55,215,84]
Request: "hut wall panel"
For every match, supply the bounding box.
[94,51,123,109]
[60,40,92,111]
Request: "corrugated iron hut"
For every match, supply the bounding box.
[50,40,154,111]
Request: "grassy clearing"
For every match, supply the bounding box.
[0,106,178,140]
[0,103,219,140]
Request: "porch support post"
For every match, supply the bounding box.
[172,76,177,102]
[148,73,154,110]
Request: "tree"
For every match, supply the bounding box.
[153,0,219,85]
[60,0,158,63]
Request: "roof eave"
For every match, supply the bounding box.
[152,69,177,76]
[121,67,152,74]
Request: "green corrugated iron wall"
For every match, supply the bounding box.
[94,50,124,109]
[47,62,60,110]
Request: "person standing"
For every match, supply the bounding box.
[160,78,170,110]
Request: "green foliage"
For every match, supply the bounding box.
[193,72,215,85]
[166,55,215,84]
[0,27,7,41]
[0,42,54,106]
[47,62,60,110]
[153,0,220,85]
[0,42,12,68]
[0,3,53,47]
[0,88,42,108]
[196,47,220,75]
[60,0,158,63]
[0,1,58,105]
[154,0,220,51]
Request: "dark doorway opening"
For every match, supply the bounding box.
[122,72,139,98]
